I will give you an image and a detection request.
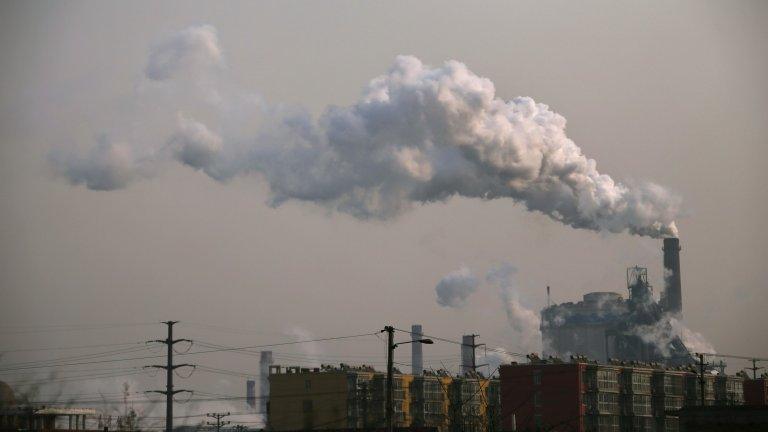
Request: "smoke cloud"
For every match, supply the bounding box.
[435,266,478,308]
[49,137,156,191]
[483,349,516,376]
[145,24,223,81]
[51,24,681,238]
[486,263,542,353]
[632,314,715,356]
[285,326,323,367]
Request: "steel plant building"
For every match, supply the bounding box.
[541,238,694,366]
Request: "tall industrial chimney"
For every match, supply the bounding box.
[411,324,423,376]
[246,379,256,408]
[259,351,273,413]
[663,237,682,316]
[461,335,475,375]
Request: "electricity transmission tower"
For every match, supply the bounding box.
[146,321,194,432]
[747,358,765,379]
[207,412,231,432]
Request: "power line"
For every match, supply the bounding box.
[0,331,380,372]
[0,344,149,372]
[0,341,145,354]
[393,327,527,359]
[0,322,156,335]
[700,352,768,362]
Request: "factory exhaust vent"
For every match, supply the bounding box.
[461,335,474,375]
[662,237,682,316]
[246,379,256,408]
[259,351,273,413]
[411,324,423,376]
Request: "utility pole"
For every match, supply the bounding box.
[697,353,707,407]
[146,321,194,432]
[716,360,727,375]
[384,326,394,432]
[206,412,231,432]
[747,359,765,380]
[381,326,432,432]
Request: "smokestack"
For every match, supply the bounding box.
[663,237,682,316]
[246,379,256,408]
[259,351,273,413]
[461,335,475,375]
[411,324,423,376]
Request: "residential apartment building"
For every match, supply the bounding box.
[266,365,499,432]
[499,356,746,432]
[744,378,767,406]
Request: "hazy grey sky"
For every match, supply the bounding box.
[1,0,766,422]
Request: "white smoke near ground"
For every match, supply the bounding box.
[486,263,542,353]
[435,266,479,308]
[285,326,323,367]
[483,349,517,377]
[50,24,681,238]
[631,313,715,357]
[675,320,716,354]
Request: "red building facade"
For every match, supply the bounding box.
[745,379,767,406]
[499,358,746,432]
[500,361,586,432]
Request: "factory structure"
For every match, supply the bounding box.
[246,351,274,413]
[244,237,768,431]
[541,238,694,366]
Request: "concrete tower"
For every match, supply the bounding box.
[411,324,423,376]
[259,351,273,413]
[461,335,475,375]
[246,379,256,408]
[663,237,682,316]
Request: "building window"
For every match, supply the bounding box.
[302,400,313,413]
[305,379,311,390]
[533,370,542,385]
[534,391,542,407]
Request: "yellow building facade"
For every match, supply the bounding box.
[267,365,499,432]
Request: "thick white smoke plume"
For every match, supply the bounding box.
[435,266,478,308]
[145,24,223,81]
[486,263,542,353]
[632,314,715,357]
[49,137,156,191]
[51,24,681,238]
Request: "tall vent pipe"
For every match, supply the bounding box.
[259,351,273,414]
[461,335,474,375]
[663,237,682,316]
[411,324,423,376]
